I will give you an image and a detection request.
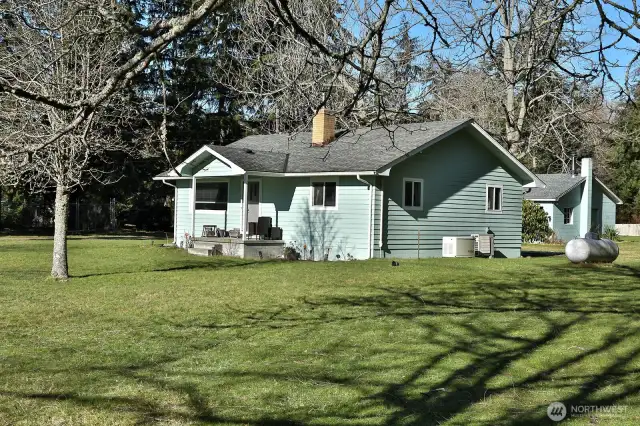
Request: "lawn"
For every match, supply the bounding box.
[1,237,640,425]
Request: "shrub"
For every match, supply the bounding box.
[284,242,302,260]
[602,225,621,241]
[522,200,553,243]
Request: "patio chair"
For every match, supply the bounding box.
[202,225,217,237]
[248,222,258,238]
[268,226,282,240]
[257,217,272,239]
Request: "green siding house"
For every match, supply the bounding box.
[154,113,542,259]
[524,158,622,242]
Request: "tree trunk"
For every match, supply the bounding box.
[51,184,70,279]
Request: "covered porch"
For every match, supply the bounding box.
[189,237,285,259]
[160,145,288,258]
[184,172,285,258]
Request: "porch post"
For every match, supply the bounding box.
[191,177,196,238]
[242,173,248,241]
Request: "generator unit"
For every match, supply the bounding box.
[442,236,475,258]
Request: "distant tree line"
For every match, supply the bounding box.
[1,0,639,277]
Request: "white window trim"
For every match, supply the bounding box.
[195,178,230,214]
[486,184,503,214]
[402,177,424,211]
[563,207,574,225]
[310,177,339,210]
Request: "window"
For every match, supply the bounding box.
[311,181,337,208]
[563,207,573,224]
[486,185,502,212]
[403,178,423,210]
[195,181,228,211]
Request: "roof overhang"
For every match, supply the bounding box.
[153,145,246,179]
[152,176,194,181]
[179,145,245,175]
[526,177,622,205]
[594,177,623,205]
[469,123,545,188]
[250,171,377,177]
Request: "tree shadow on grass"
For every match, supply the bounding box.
[72,258,276,278]
[2,264,640,424]
[168,265,640,424]
[0,389,303,425]
[521,250,564,258]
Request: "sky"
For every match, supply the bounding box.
[402,0,639,95]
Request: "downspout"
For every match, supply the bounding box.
[371,182,376,259]
[357,174,374,259]
[191,176,196,239]
[161,179,178,244]
[379,178,384,257]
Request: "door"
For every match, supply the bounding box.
[248,181,260,224]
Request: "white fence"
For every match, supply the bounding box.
[615,224,640,236]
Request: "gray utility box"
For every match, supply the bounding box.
[473,234,494,258]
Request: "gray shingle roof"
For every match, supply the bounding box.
[524,174,585,200]
[223,119,471,173]
[208,145,288,173]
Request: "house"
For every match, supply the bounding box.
[154,110,543,259]
[524,158,623,241]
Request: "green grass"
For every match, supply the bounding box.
[1,236,640,425]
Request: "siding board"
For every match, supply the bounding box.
[381,129,523,258]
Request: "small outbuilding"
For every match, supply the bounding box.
[524,158,623,241]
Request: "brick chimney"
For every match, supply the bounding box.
[312,108,335,146]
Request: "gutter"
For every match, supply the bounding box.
[152,176,192,180]
[251,171,377,177]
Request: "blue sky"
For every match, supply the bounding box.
[402,0,638,93]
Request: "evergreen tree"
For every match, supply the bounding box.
[611,88,640,223]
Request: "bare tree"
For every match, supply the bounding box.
[423,0,640,171]
[436,1,589,153]
[0,0,232,279]
[0,0,226,152]
[1,0,639,279]
[219,0,444,133]
[0,1,147,278]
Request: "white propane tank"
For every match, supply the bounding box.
[565,238,619,263]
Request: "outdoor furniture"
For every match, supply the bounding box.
[202,225,217,237]
[228,228,241,238]
[248,222,258,238]
[268,226,282,240]
[257,217,272,239]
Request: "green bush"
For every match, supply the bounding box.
[602,225,621,241]
[522,200,553,243]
